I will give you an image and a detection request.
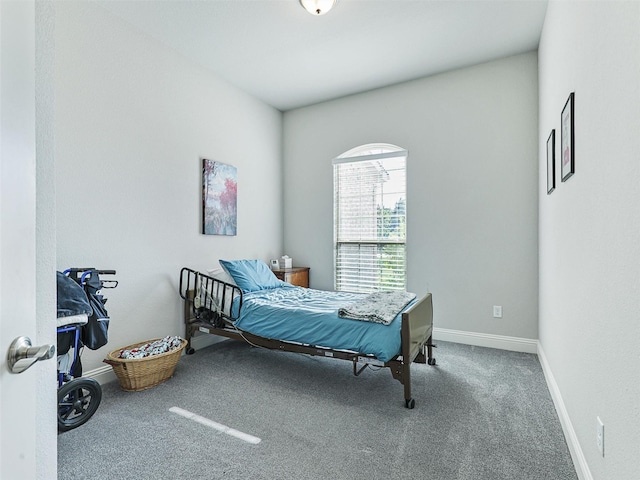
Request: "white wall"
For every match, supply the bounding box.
[538,2,640,479]
[54,2,283,372]
[283,52,539,342]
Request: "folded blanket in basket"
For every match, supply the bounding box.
[338,291,416,325]
[117,336,184,359]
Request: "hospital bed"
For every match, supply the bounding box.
[179,262,435,408]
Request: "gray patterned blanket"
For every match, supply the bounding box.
[338,291,417,325]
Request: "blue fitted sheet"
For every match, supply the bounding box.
[232,285,413,362]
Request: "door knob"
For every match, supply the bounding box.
[7,336,55,374]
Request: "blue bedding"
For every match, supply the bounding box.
[232,285,414,362]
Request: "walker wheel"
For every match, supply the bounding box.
[405,398,415,409]
[428,357,436,366]
[58,378,102,432]
[186,347,195,355]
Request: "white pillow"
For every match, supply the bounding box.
[206,267,237,286]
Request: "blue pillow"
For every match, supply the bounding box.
[219,259,284,293]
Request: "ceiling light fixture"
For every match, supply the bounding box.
[299,0,336,16]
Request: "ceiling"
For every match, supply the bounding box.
[97,0,548,111]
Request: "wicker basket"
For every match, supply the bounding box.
[104,338,187,392]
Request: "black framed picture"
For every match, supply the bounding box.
[561,92,575,182]
[546,129,555,194]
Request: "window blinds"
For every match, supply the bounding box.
[333,151,407,293]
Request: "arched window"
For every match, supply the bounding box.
[333,144,407,292]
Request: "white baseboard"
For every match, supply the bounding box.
[84,364,117,385]
[537,344,592,480]
[432,327,538,353]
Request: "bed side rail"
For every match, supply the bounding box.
[179,267,243,325]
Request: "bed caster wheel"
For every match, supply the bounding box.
[405,398,415,409]
[427,357,436,366]
[186,347,195,355]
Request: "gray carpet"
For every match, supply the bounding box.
[58,340,578,479]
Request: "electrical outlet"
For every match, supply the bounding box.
[596,417,604,456]
[493,305,503,318]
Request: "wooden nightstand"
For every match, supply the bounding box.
[272,267,310,288]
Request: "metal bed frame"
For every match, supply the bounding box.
[179,267,435,408]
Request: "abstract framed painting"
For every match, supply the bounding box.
[561,92,575,182]
[546,129,555,194]
[202,158,237,235]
